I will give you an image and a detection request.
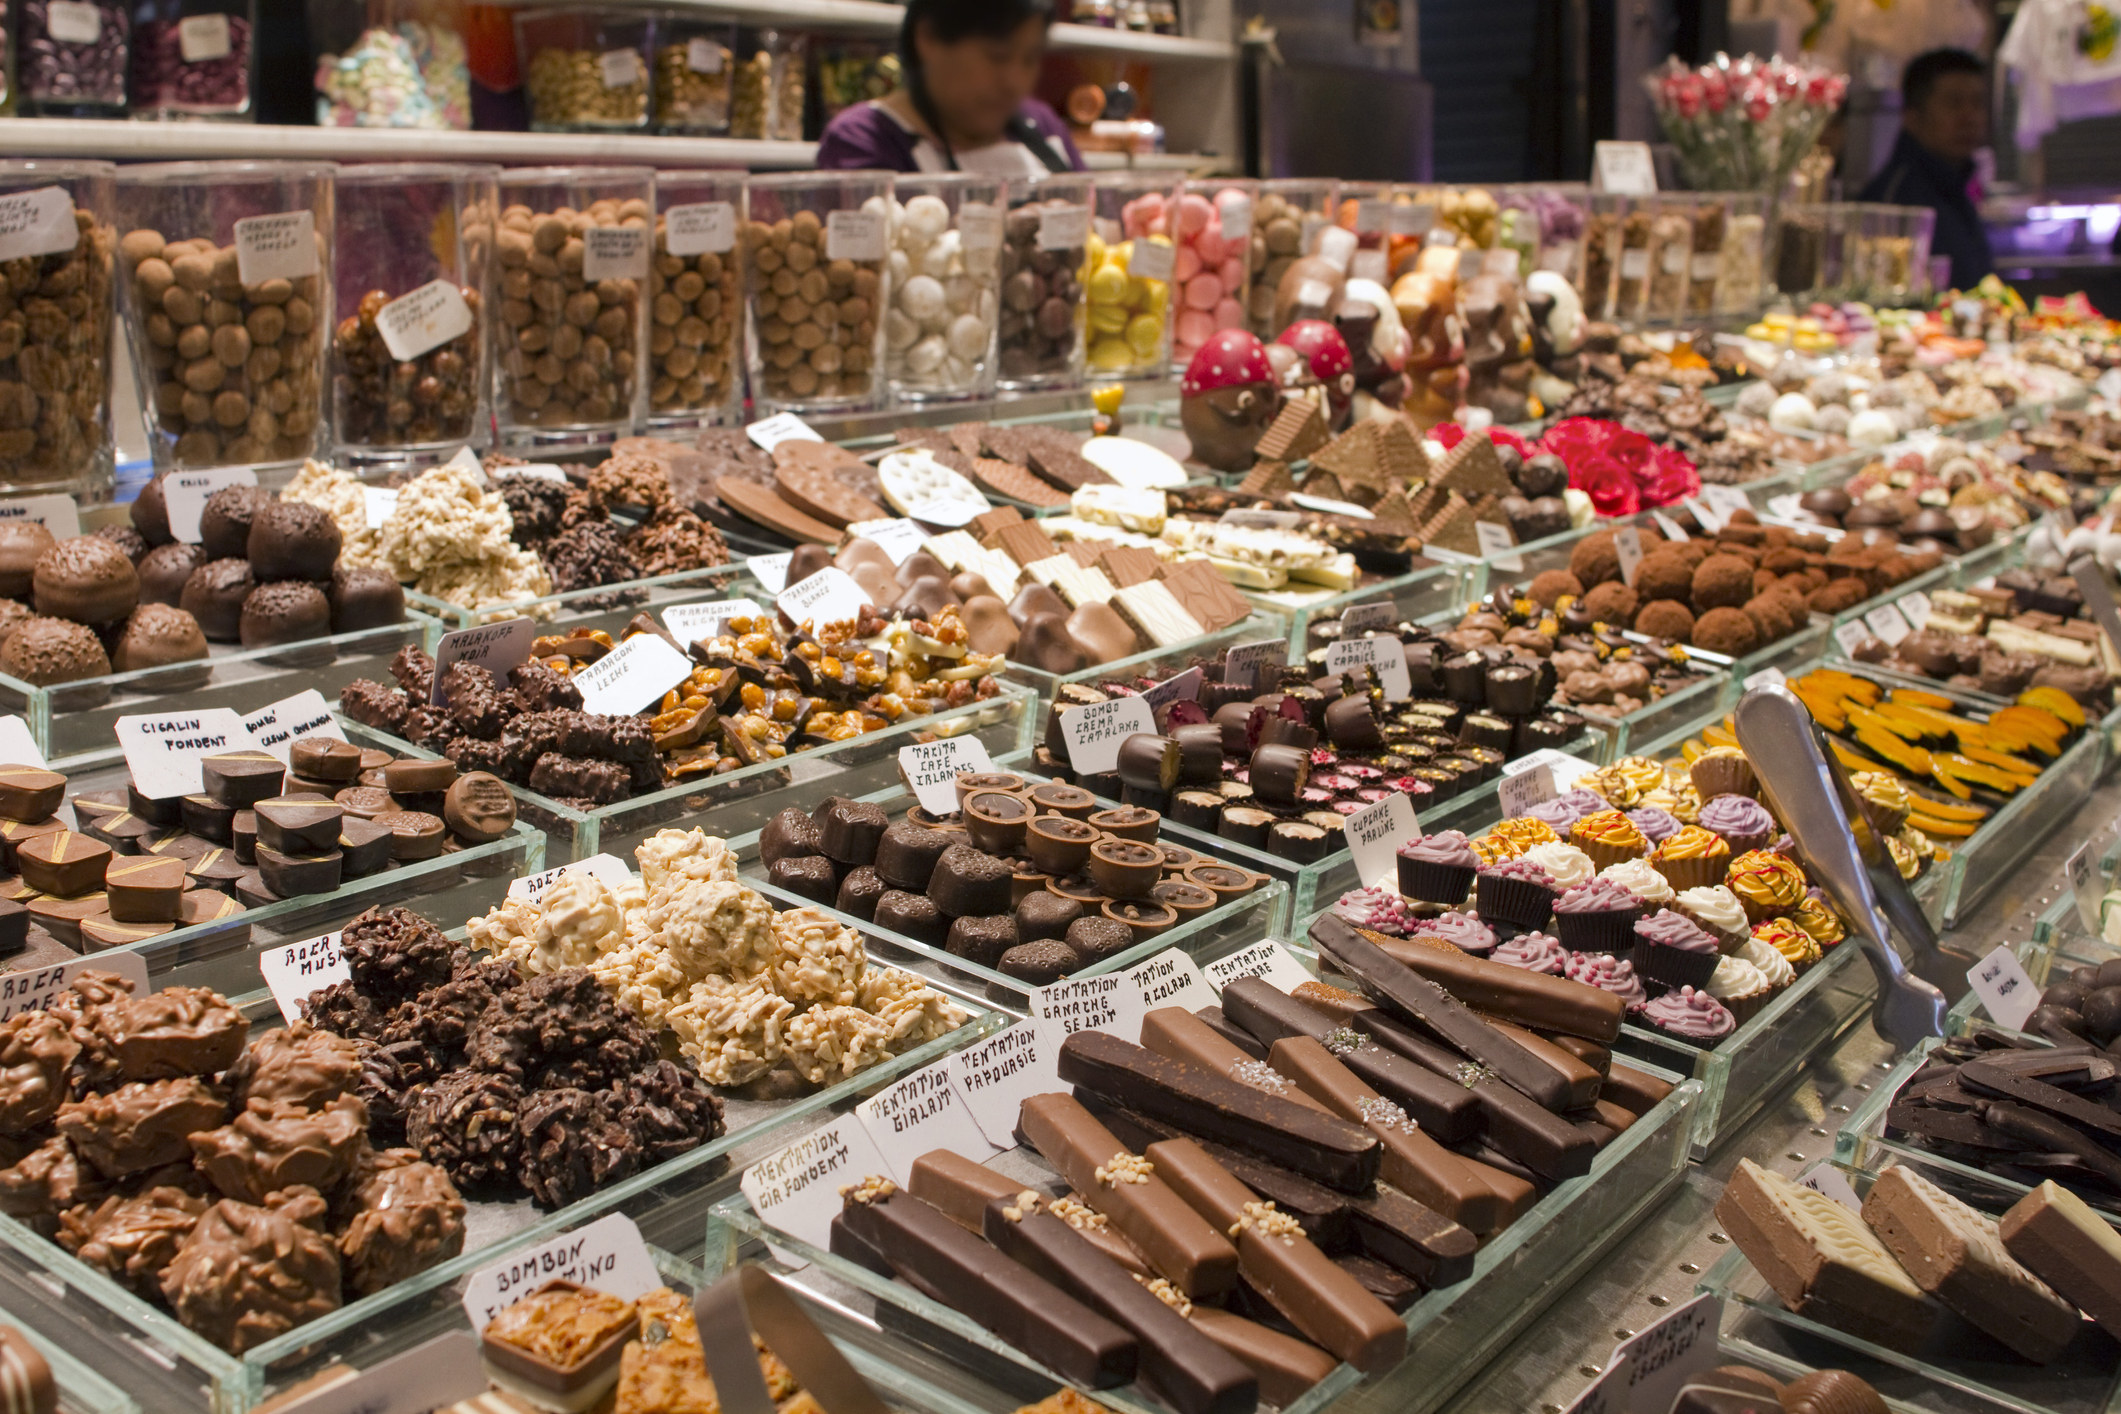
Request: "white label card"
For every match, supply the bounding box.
[178,11,229,60]
[1390,203,1435,237]
[444,445,486,482]
[1690,252,1720,280]
[1799,1161,1863,1211]
[0,952,148,1025]
[1354,199,1392,235]
[429,618,540,706]
[2067,843,2100,936]
[1649,510,1687,542]
[1702,485,1750,521]
[1833,619,1872,657]
[1864,603,1911,647]
[856,1063,1001,1182]
[1037,204,1091,252]
[1287,492,1373,519]
[116,708,255,800]
[1497,763,1557,818]
[1682,496,1723,534]
[1612,1293,1721,1414]
[746,412,825,453]
[1743,667,1787,692]
[599,47,640,87]
[258,931,350,1025]
[1224,638,1286,692]
[1967,944,2039,1031]
[1593,140,1658,196]
[1900,590,1932,631]
[1325,634,1410,701]
[1613,525,1643,588]
[582,225,649,282]
[0,492,79,540]
[44,1,100,43]
[1503,747,1597,789]
[898,736,995,817]
[1203,940,1315,995]
[1341,603,1397,633]
[0,717,46,770]
[746,553,792,596]
[948,1020,1061,1149]
[1346,792,1418,890]
[1126,238,1176,284]
[362,487,398,531]
[233,211,316,285]
[497,463,569,485]
[1475,519,1521,571]
[163,466,258,544]
[1218,199,1253,245]
[777,567,869,632]
[507,852,635,905]
[958,204,1003,252]
[264,1331,485,1414]
[665,201,737,258]
[0,188,79,264]
[853,518,926,566]
[2070,557,2121,659]
[1141,668,1202,711]
[241,689,343,764]
[574,634,692,718]
[1057,695,1158,776]
[1126,949,1217,1013]
[375,279,474,363]
[1032,972,1146,1040]
[687,36,725,72]
[826,210,887,263]
[742,1114,893,1263]
[462,1214,661,1331]
[664,598,763,643]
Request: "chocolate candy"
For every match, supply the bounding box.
[1116,734,1182,795]
[1088,839,1163,901]
[185,847,245,892]
[231,811,256,864]
[1186,1306,1338,1408]
[104,854,185,923]
[494,198,646,432]
[1139,1006,1331,1116]
[740,201,886,408]
[201,752,285,808]
[928,843,1011,918]
[997,194,1089,386]
[907,1149,1023,1233]
[1346,1184,1478,1290]
[962,791,1030,855]
[80,916,175,950]
[373,811,446,861]
[815,797,887,866]
[0,898,24,954]
[382,759,456,795]
[256,845,343,896]
[442,772,516,844]
[18,829,110,896]
[252,798,345,855]
[76,803,155,854]
[179,793,236,842]
[1247,743,1312,805]
[0,188,111,483]
[27,891,105,946]
[2001,1180,2121,1343]
[0,767,64,824]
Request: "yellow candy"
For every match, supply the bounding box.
[1088,337,1136,371]
[1086,231,1106,268]
[1124,313,1164,356]
[1088,264,1130,305]
[1088,303,1130,335]
[1091,384,1125,416]
[1143,281,1169,319]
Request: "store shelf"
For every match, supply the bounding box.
[1050,22,1238,60]
[1082,149,1219,170]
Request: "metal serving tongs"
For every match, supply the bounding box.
[1733,684,1959,1049]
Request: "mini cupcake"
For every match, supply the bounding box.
[1522,841,1596,891]
[1640,985,1737,1046]
[1849,770,1913,837]
[1491,930,1565,974]
[1470,832,1519,865]
[1563,949,1647,1013]
[1600,857,1674,909]
[1739,933,1796,993]
[1726,849,1808,922]
[1411,910,1498,956]
[1396,830,1478,908]
[1790,893,1847,949]
[1627,806,1682,846]
[1673,884,1751,953]
[1524,790,1605,834]
[1753,916,1820,975]
[1552,877,1646,955]
[1571,808,1650,871]
[1332,884,1411,936]
[1612,755,1669,798]
[1474,857,1558,932]
[1698,793,1776,855]
[1650,825,1731,891]
[1577,765,1642,809]
[1632,908,1722,990]
[1481,817,1559,859]
[1687,745,1758,801]
[1708,954,1772,1025]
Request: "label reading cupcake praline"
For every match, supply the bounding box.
[1347,793,1418,889]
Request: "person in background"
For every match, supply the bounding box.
[1859,48,1996,288]
[816,0,1085,176]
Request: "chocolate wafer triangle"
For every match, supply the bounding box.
[1238,460,1297,500]
[1256,393,1330,464]
[1310,421,1382,486]
[1433,432,1515,499]
[1420,495,1482,556]
[1366,488,1419,536]
[1376,419,1431,484]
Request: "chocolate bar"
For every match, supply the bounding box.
[1187,1306,1338,1407]
[1141,1007,1332,1115]
[1143,1135,1406,1372]
[908,1149,1025,1233]
[1373,930,1625,1045]
[2001,1180,2121,1342]
[1599,1063,1675,1115]
[1196,1006,1268,1060]
[1337,1253,1420,1312]
[1057,1030,1382,1193]
[1019,1094,1240,1300]
[1485,1018,1603,1110]
[1543,1033,1613,1076]
[835,1179,1138,1389]
[1345,1184,1477,1289]
[984,1193,1259,1414]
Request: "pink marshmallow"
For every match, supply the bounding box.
[1182,274,1224,310]
[1176,308,1217,348]
[1174,246,1203,283]
[1218,257,1246,288]
[1212,297,1245,329]
[1175,193,1214,237]
[1194,228,1228,265]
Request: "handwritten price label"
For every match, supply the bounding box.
[898,736,995,816]
[1203,940,1315,994]
[856,1062,1000,1181]
[462,1214,660,1330]
[1497,763,1557,818]
[1325,634,1410,701]
[258,932,350,1024]
[1967,944,2039,1030]
[430,619,539,706]
[741,1115,891,1265]
[948,1021,1062,1149]
[1058,695,1157,776]
[115,708,256,800]
[1346,792,1417,889]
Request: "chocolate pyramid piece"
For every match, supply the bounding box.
[1365,488,1419,537]
[1468,495,1513,533]
[1256,392,1330,465]
[1298,471,1353,506]
[1432,432,1515,500]
[1419,494,1482,556]
[1375,419,1431,485]
[1403,482,1452,527]
[1310,420,1382,487]
[1238,460,1297,500]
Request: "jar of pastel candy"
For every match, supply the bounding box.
[887,174,1003,404]
[1169,179,1253,370]
[995,172,1089,393]
[1248,178,1336,341]
[1087,173,1179,381]
[742,170,893,413]
[130,0,255,119]
[18,0,130,115]
[648,169,744,428]
[310,0,471,130]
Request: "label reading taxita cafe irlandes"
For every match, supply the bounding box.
[664,202,737,258]
[898,736,994,817]
[582,225,649,282]
[233,211,317,286]
[376,279,475,363]
[0,188,78,265]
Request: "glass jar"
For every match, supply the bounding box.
[1169,178,1253,370]
[1608,195,1655,322]
[814,39,898,125]
[1248,178,1336,341]
[995,172,1089,392]
[130,0,255,120]
[330,163,495,467]
[115,160,333,472]
[743,170,892,413]
[1642,197,1698,324]
[310,0,470,130]
[1088,172,1179,381]
[1712,192,1768,316]
[0,161,116,493]
[1580,193,1628,321]
[515,7,652,133]
[1773,203,1827,302]
[887,173,1003,404]
[1333,180,1395,285]
[651,11,733,134]
[1858,202,1936,306]
[492,166,652,445]
[648,169,744,429]
[18,0,129,115]
[729,27,804,141]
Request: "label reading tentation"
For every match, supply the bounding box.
[664,201,737,258]
[1324,634,1410,701]
[741,1114,893,1261]
[573,633,693,718]
[855,1064,1000,1181]
[233,211,317,285]
[429,619,540,706]
[1125,949,1216,1013]
[376,279,475,363]
[1346,792,1418,891]
[1056,695,1158,776]
[948,1021,1061,1149]
[461,1214,660,1330]
[116,708,256,800]
[1031,972,1145,1040]
[1204,940,1315,994]
[258,932,350,1024]
[898,736,995,817]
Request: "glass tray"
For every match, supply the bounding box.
[1004,611,1292,707]
[0,615,439,769]
[405,560,757,633]
[1717,620,1833,707]
[1246,561,1467,655]
[342,682,1040,863]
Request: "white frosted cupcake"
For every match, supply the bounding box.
[1707,954,1771,1025]
[1673,884,1750,954]
[1521,842,1596,892]
[1738,933,1795,993]
[1600,857,1674,909]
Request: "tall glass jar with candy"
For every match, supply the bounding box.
[650,10,734,133]
[887,173,1003,404]
[310,0,471,130]
[648,169,744,428]
[514,7,653,133]
[18,0,129,115]
[995,172,1089,392]
[1248,178,1336,341]
[1170,178,1254,371]
[130,0,255,120]
[0,161,117,494]
[1088,172,1179,381]
[742,170,893,414]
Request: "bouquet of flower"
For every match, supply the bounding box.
[1645,53,1847,195]
[1538,418,1701,517]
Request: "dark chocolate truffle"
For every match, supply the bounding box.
[138,541,207,607]
[239,582,332,649]
[199,484,273,561]
[1064,915,1133,964]
[998,938,1079,984]
[946,914,1017,967]
[768,854,839,904]
[757,807,820,865]
[181,559,257,642]
[929,843,1013,918]
[874,820,955,891]
[248,501,342,583]
[1015,890,1084,942]
[32,536,138,626]
[836,865,886,920]
[873,889,948,945]
[131,474,172,545]
[327,566,405,634]
[814,796,888,866]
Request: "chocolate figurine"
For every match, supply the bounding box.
[1179,329,1283,472]
[1334,278,1411,420]
[1457,273,1539,425]
[1389,245,1464,428]
[1275,320,1357,430]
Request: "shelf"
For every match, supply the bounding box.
[1082,149,1219,170]
[1050,22,1238,60]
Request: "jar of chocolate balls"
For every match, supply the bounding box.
[18,0,130,116]
[515,6,653,133]
[330,162,495,467]
[647,168,743,429]
[493,166,652,445]
[996,172,1090,393]
[115,160,333,473]
[1088,172,1180,381]
[0,161,117,494]
[742,169,892,414]
[129,0,255,119]
[1248,178,1336,342]
[887,173,1003,405]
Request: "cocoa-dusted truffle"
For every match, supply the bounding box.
[180,559,256,642]
[97,524,150,564]
[160,1189,341,1354]
[247,501,342,583]
[199,485,273,561]
[1634,552,1697,604]
[1691,555,1756,611]
[239,582,332,649]
[1527,569,1583,608]
[1635,600,1697,643]
[327,566,404,634]
[333,1147,465,1296]
[0,616,109,688]
[1691,606,1761,656]
[1568,532,1620,587]
[137,542,207,607]
[0,522,55,599]
[111,604,210,677]
[32,536,138,626]
[1581,581,1639,627]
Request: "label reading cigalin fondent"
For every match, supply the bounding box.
[741,1114,892,1260]
[116,708,256,800]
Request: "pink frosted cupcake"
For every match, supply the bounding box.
[1551,877,1646,955]
[1698,794,1776,855]
[1641,985,1737,1046]
[1491,930,1565,974]
[1563,949,1648,1013]
[1631,908,1722,991]
[1396,831,1479,908]
[1474,857,1557,932]
[1410,910,1498,957]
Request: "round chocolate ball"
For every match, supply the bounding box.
[1798,488,1852,520]
[0,615,109,685]
[130,475,172,546]
[328,565,404,634]
[32,536,139,627]
[138,542,207,606]
[0,521,56,600]
[180,558,257,642]
[199,484,273,562]
[1518,452,1570,500]
[248,500,342,583]
[95,525,150,565]
[240,581,332,649]
[111,603,210,676]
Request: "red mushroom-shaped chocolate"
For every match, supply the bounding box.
[1179,329,1282,473]
[1277,319,1358,427]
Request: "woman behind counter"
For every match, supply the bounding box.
[816,0,1086,178]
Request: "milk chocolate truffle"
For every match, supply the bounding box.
[335,1147,465,1296]
[32,537,139,627]
[248,502,342,584]
[160,1189,342,1354]
[1018,612,1088,674]
[0,616,110,686]
[181,560,257,642]
[131,476,172,546]
[239,582,332,650]
[199,485,273,562]
[327,566,404,634]
[111,605,210,677]
[0,522,55,600]
[138,542,207,607]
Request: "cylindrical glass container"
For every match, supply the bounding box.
[1859,202,1935,306]
[995,172,1089,392]
[814,39,898,125]
[515,7,652,133]
[1580,193,1629,321]
[743,169,892,413]
[1333,180,1394,285]
[1088,172,1178,381]
[492,166,652,445]
[1170,178,1253,370]
[651,11,733,134]
[887,173,1003,404]
[1609,196,1655,322]
[1712,192,1768,316]
[1679,195,1727,318]
[115,160,332,472]
[729,27,805,141]
[1436,185,1500,249]
[0,161,116,493]
[1248,178,1336,341]
[648,169,744,429]
[18,0,129,115]
[310,0,470,130]
[1642,197,1698,324]
[1773,203,1828,301]
[129,0,255,120]
[330,162,495,467]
